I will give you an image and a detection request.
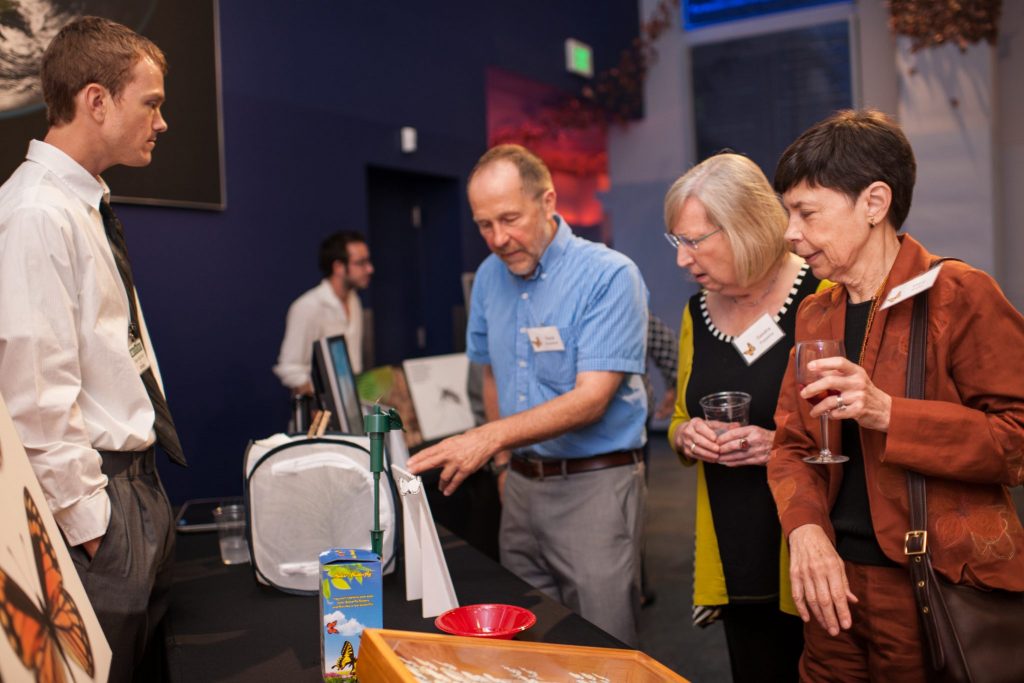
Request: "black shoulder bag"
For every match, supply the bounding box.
[905,287,1024,683]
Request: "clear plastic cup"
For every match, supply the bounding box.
[699,391,751,435]
[212,503,250,565]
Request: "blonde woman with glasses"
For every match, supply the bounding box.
[666,153,829,683]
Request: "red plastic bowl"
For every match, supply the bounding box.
[434,603,537,639]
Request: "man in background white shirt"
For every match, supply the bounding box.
[0,17,183,682]
[274,231,374,395]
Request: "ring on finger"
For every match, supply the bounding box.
[690,440,697,452]
[739,438,749,450]
[835,395,846,410]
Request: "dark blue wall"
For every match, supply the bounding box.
[116,1,640,503]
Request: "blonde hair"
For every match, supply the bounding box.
[664,153,788,287]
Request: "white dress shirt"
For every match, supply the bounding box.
[0,140,160,546]
[273,279,363,389]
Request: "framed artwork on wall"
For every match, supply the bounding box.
[0,0,226,209]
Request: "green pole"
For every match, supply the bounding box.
[362,405,403,558]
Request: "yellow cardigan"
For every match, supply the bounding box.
[668,280,831,613]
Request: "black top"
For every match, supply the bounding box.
[685,263,820,601]
[830,299,897,567]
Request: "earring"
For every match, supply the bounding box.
[868,216,876,228]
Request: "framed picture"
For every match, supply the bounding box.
[0,0,226,209]
[402,354,474,442]
[356,366,424,449]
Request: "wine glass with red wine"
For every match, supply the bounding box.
[795,339,849,464]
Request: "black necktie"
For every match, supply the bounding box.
[99,199,187,467]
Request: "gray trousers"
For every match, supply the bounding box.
[69,450,175,683]
[500,461,646,646]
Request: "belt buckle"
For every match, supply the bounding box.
[904,530,928,555]
[525,457,544,480]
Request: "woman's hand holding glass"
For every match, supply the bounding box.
[675,419,774,467]
[674,417,723,463]
[798,356,893,432]
[717,424,775,466]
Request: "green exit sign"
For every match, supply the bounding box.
[564,38,593,78]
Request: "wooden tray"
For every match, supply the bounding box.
[357,628,688,682]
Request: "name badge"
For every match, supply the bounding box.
[525,326,565,352]
[129,337,151,374]
[879,264,943,311]
[731,313,785,366]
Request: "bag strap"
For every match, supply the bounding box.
[906,289,928,530]
[904,259,958,670]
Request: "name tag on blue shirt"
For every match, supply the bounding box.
[526,326,565,352]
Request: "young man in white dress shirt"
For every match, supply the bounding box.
[0,17,183,681]
[273,231,374,395]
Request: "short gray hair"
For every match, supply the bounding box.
[469,144,553,199]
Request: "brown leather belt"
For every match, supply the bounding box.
[509,449,641,479]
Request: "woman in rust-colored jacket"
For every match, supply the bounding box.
[767,109,1024,682]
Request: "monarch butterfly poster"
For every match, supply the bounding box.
[0,395,112,683]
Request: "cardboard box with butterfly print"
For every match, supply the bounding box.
[320,548,382,681]
[0,395,112,683]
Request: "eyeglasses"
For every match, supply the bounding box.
[664,227,723,251]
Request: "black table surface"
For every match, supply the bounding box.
[164,528,624,681]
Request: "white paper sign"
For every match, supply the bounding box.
[390,464,458,618]
[0,395,112,683]
[879,265,943,310]
[731,313,786,365]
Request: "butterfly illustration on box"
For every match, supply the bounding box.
[331,640,355,674]
[325,620,339,635]
[0,487,95,683]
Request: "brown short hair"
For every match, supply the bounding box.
[664,153,789,287]
[41,16,167,126]
[774,109,916,230]
[319,231,367,277]
[468,144,554,199]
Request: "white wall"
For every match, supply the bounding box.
[898,40,997,274]
[997,6,1024,308]
[609,0,1024,319]
[604,0,697,333]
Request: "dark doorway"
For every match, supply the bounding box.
[366,168,464,366]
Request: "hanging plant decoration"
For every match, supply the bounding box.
[888,0,1001,52]
[580,0,681,124]
[496,0,680,141]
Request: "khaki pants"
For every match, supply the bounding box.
[499,462,646,646]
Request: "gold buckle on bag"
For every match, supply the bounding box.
[904,530,928,555]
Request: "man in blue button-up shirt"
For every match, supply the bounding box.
[408,145,649,645]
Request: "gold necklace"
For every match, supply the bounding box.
[857,274,890,365]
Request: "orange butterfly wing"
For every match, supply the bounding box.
[0,558,67,683]
[23,488,95,678]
